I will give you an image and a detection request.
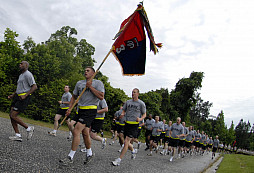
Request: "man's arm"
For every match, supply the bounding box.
[137,112,146,122]
[97,107,108,114]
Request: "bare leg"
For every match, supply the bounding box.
[53,114,62,130]
[120,136,132,159]
[9,108,28,133]
[71,122,86,151]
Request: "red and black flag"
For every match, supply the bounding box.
[112,3,162,76]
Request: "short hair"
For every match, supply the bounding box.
[133,88,140,93]
[21,61,29,68]
[85,66,95,72]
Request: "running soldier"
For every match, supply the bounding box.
[162,120,172,155]
[8,61,37,141]
[194,129,201,154]
[169,117,184,162]
[114,106,125,152]
[90,99,108,149]
[49,86,73,138]
[212,135,219,159]
[185,126,195,155]
[59,66,104,165]
[207,136,213,152]
[179,122,189,158]
[159,119,166,149]
[147,115,163,156]
[112,88,146,166]
[144,114,155,150]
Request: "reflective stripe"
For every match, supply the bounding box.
[116,122,120,125]
[79,105,97,109]
[126,121,139,124]
[95,117,104,120]
[171,137,180,140]
[18,93,31,96]
[162,132,166,133]
[61,107,69,109]
[119,123,125,126]
[138,126,142,129]
[165,135,170,137]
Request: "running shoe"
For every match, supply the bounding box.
[48,131,56,136]
[27,126,34,140]
[112,158,121,166]
[169,156,173,162]
[9,135,22,142]
[101,138,107,149]
[84,153,94,164]
[59,156,73,166]
[131,149,137,159]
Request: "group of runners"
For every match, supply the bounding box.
[111,114,221,163]
[7,60,221,167]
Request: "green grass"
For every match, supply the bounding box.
[217,154,254,173]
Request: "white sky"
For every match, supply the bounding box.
[1,0,254,127]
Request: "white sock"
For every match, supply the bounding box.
[26,127,31,131]
[69,131,72,135]
[68,150,76,160]
[53,130,57,133]
[87,148,92,156]
[117,158,121,162]
[16,133,21,137]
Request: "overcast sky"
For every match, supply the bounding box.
[1,0,254,127]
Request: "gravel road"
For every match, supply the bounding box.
[0,117,220,173]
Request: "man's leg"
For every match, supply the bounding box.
[54,114,62,130]
[10,109,28,131]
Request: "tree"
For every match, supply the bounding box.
[226,121,235,146]
[235,119,252,149]
[189,92,213,129]
[169,71,204,122]
[213,111,227,142]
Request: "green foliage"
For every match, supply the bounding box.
[169,71,204,122]
[235,119,252,150]
[214,111,227,142]
[189,92,213,129]
[139,91,163,118]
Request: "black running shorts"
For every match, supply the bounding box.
[76,109,97,128]
[11,94,31,113]
[91,119,104,133]
[124,123,139,138]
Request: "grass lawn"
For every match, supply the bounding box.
[217,154,254,173]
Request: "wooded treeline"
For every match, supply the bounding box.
[0,26,253,150]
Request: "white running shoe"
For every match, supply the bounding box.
[49,131,56,136]
[131,150,137,159]
[102,138,107,149]
[170,156,173,162]
[27,126,34,140]
[112,158,121,166]
[9,135,22,142]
